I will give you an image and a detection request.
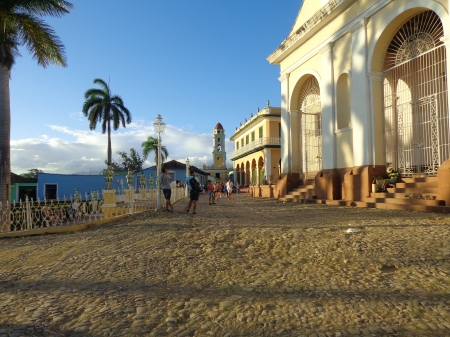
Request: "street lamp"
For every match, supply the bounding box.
[185,158,190,197]
[153,114,166,209]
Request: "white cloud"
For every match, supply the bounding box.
[11,123,234,175]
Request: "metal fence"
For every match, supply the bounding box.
[0,186,186,233]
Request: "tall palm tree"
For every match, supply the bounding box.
[142,136,169,166]
[0,0,73,206]
[82,78,132,165]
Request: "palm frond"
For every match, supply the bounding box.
[14,13,67,67]
[13,0,73,17]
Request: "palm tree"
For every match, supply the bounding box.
[82,78,132,165]
[142,136,169,166]
[0,0,73,206]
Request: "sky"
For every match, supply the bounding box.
[10,1,302,175]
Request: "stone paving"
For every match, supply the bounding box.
[1,193,450,337]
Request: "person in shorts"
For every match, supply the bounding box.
[207,180,215,205]
[160,167,173,211]
[185,169,200,214]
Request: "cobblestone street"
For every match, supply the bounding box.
[1,193,450,337]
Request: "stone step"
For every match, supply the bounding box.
[395,181,438,188]
[364,197,445,206]
[291,187,315,194]
[401,176,438,183]
[389,187,439,194]
[370,192,438,198]
[282,198,450,213]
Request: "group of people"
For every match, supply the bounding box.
[160,167,237,215]
[41,199,84,226]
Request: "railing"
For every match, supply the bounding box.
[0,186,186,233]
[231,137,281,159]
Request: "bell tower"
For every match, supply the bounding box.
[213,123,226,167]
[203,122,228,182]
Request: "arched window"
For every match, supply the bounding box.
[383,10,448,176]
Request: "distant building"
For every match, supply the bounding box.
[230,105,281,186]
[203,123,229,182]
[10,173,37,203]
[36,160,209,201]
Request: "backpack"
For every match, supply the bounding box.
[189,177,202,192]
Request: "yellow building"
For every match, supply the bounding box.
[230,104,281,192]
[267,0,450,205]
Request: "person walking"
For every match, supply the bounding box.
[185,169,200,214]
[207,180,215,205]
[160,167,173,212]
[226,178,234,200]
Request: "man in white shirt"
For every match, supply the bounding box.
[226,179,234,200]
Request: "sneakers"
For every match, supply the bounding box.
[192,212,197,215]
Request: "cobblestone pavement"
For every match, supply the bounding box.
[1,193,450,337]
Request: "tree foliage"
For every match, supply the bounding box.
[116,148,144,172]
[20,168,43,179]
[0,0,72,205]
[82,78,131,165]
[141,136,169,166]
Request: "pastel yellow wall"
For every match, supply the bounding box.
[233,117,280,145]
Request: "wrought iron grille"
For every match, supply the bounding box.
[299,77,322,177]
[383,11,448,177]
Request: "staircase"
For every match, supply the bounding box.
[279,179,316,202]
[279,176,450,213]
[364,176,448,213]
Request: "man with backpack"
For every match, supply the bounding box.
[185,168,200,214]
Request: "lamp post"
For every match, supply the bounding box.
[153,114,166,209]
[185,158,190,197]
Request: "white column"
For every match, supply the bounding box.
[279,72,290,174]
[368,71,384,165]
[350,19,370,166]
[290,109,300,174]
[319,42,336,170]
[264,148,272,182]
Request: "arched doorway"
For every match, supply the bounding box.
[383,10,448,176]
[299,76,322,177]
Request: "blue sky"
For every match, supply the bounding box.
[10,1,301,174]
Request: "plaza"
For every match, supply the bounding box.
[0,194,449,336]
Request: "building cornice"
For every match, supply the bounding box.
[230,107,281,140]
[267,0,346,64]
[275,0,393,76]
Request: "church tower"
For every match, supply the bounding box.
[213,123,226,167]
[203,122,228,182]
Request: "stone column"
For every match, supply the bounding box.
[264,148,272,182]
[319,42,336,170]
[350,19,370,166]
[279,72,291,173]
[368,71,385,165]
[290,110,300,174]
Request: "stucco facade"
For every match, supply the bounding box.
[230,105,281,188]
[268,0,450,201]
